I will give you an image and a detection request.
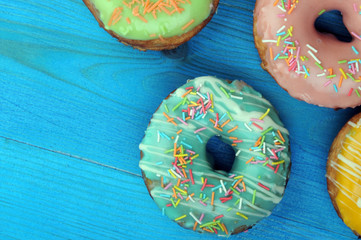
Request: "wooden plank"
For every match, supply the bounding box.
[0,0,361,239]
[0,137,357,239]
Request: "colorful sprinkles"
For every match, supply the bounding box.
[262,1,361,99]
[103,0,205,40]
[139,78,290,236]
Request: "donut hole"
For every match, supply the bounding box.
[206,135,236,173]
[314,10,353,43]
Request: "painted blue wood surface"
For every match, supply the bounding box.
[1,0,361,239]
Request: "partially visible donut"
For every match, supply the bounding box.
[139,76,291,236]
[254,0,361,108]
[327,112,361,237]
[83,0,219,51]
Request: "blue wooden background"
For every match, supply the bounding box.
[1,0,361,239]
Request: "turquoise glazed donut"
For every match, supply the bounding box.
[139,76,291,236]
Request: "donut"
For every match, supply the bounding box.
[139,76,291,236]
[327,112,361,237]
[83,0,219,51]
[254,1,361,108]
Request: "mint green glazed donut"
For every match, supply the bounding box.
[139,76,291,236]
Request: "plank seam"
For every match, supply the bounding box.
[0,135,141,177]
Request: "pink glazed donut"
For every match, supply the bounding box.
[254,0,361,108]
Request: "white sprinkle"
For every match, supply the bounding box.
[174,135,179,144]
[357,198,361,208]
[202,112,207,119]
[197,92,205,99]
[238,198,243,210]
[267,148,274,156]
[244,122,253,132]
[220,180,227,195]
[308,50,321,64]
[188,195,195,202]
[277,25,286,33]
[348,121,358,128]
[157,130,160,143]
[231,94,243,100]
[235,149,241,156]
[278,5,286,12]
[306,44,318,53]
[263,142,266,154]
[170,169,181,179]
[189,212,202,224]
[262,40,278,43]
[317,73,326,77]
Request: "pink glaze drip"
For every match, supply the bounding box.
[254,0,361,108]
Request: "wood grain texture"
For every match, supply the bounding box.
[1,0,361,239]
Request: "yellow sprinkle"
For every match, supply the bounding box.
[339,68,347,80]
[211,94,214,109]
[168,169,177,179]
[175,198,181,207]
[175,215,187,221]
[174,154,188,157]
[271,160,285,165]
[259,108,270,120]
[192,154,199,159]
[236,212,248,220]
[174,185,187,194]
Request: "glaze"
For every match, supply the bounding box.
[254,0,361,108]
[327,114,361,235]
[86,0,213,40]
[139,76,291,236]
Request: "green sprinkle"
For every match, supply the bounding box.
[220,86,230,98]
[281,32,290,40]
[203,197,209,202]
[252,190,257,205]
[315,62,324,70]
[263,160,269,166]
[274,136,285,144]
[171,198,176,208]
[234,198,240,205]
[278,56,289,59]
[259,136,266,147]
[318,9,326,15]
[230,187,240,195]
[227,207,233,212]
[164,104,169,113]
[227,111,234,121]
[172,100,183,111]
[326,74,337,79]
[338,60,347,64]
[356,89,361,97]
[200,220,220,228]
[261,127,273,135]
[164,149,174,154]
[347,73,356,81]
